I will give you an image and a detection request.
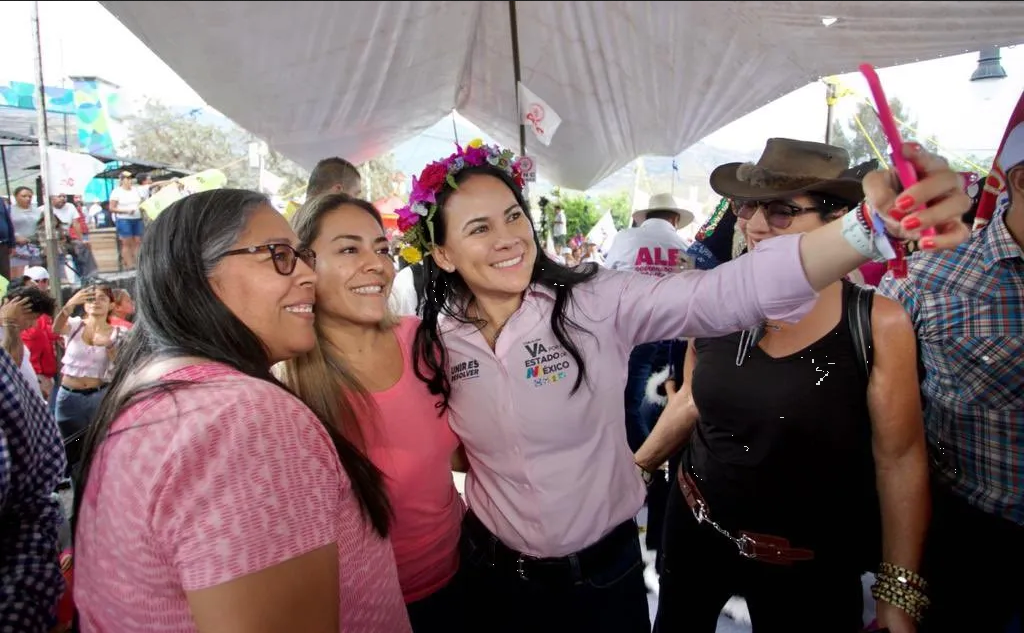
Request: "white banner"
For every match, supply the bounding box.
[586,210,618,254]
[46,148,105,197]
[518,82,562,147]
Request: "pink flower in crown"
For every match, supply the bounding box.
[396,206,420,232]
[462,145,488,166]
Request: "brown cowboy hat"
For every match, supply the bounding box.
[710,138,871,203]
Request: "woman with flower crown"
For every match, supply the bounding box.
[393,139,969,632]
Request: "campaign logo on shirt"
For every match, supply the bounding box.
[523,339,571,387]
[450,358,481,383]
[633,247,682,277]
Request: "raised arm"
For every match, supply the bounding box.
[610,145,970,347]
[53,288,92,336]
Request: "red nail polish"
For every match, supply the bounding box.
[920,237,936,250]
[902,216,921,230]
[895,195,915,212]
[889,209,907,222]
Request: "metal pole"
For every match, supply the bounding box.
[508,1,526,157]
[31,1,61,299]
[1,147,10,201]
[824,82,837,145]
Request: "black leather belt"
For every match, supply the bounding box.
[463,510,637,583]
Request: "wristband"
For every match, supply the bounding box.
[841,210,886,262]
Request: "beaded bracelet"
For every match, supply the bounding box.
[871,568,931,623]
[871,578,929,622]
[879,562,929,591]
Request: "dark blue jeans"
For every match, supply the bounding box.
[406,568,471,633]
[459,514,650,633]
[624,340,681,453]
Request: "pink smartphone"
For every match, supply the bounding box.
[859,63,935,238]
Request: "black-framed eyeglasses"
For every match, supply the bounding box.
[731,199,822,229]
[220,243,317,276]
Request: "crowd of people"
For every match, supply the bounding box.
[0,119,1021,633]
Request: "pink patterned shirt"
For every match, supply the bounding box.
[74,363,410,632]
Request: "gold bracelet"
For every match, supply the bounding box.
[879,562,929,591]
[871,576,930,623]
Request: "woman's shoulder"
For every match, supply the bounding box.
[394,315,421,342]
[119,364,329,446]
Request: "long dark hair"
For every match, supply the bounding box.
[72,189,391,541]
[412,165,599,409]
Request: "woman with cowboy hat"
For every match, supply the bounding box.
[395,137,964,632]
[648,138,930,633]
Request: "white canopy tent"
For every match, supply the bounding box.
[100,1,1024,190]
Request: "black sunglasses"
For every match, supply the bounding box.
[220,243,317,276]
[731,199,822,229]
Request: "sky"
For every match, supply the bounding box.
[2,1,1023,192]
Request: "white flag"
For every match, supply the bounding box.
[46,148,105,197]
[518,82,562,146]
[260,169,285,195]
[586,211,618,254]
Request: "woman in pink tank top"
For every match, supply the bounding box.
[72,189,410,633]
[280,194,468,633]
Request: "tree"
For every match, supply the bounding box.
[600,191,633,230]
[830,98,919,166]
[122,99,254,187]
[831,99,995,177]
[358,153,405,200]
[122,99,407,200]
[547,188,633,237]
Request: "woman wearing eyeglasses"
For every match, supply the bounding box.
[72,190,410,632]
[647,140,930,633]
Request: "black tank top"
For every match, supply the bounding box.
[684,280,877,563]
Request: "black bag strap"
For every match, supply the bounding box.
[847,283,876,385]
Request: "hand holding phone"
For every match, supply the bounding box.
[859,63,936,239]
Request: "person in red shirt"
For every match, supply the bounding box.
[18,271,60,398]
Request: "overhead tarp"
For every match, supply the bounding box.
[99,1,1024,190]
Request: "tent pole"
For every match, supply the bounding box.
[31,1,62,299]
[1,147,10,201]
[508,1,526,157]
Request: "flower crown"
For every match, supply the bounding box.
[396,139,525,264]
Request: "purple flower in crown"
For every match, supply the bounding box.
[463,145,489,166]
[396,205,420,232]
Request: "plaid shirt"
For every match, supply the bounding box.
[0,349,67,631]
[880,209,1024,526]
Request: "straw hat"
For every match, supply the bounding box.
[632,192,696,227]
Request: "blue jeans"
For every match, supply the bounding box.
[115,217,145,238]
[624,340,682,453]
[55,385,107,478]
[459,513,650,633]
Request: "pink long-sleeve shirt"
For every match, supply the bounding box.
[441,234,816,557]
